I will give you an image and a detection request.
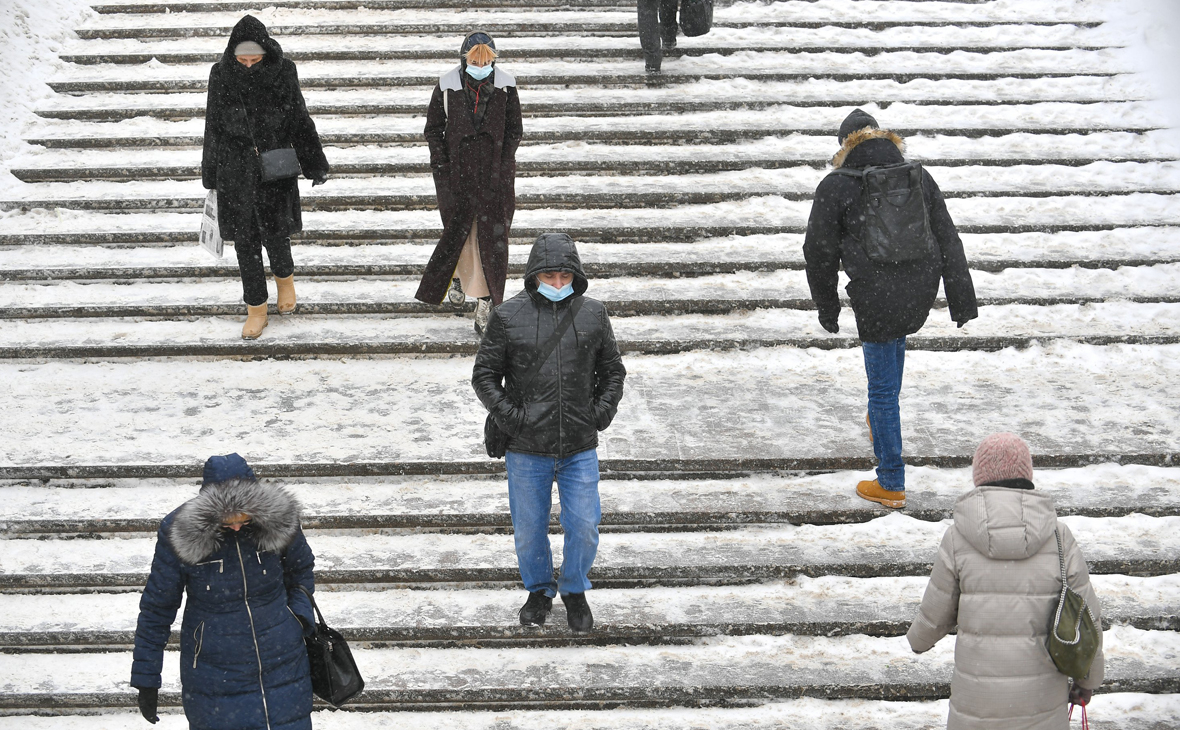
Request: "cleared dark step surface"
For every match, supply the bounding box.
[2,575,1175,649]
[0,627,1172,710]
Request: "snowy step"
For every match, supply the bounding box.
[0,342,1175,476]
[59,25,1120,66]
[2,465,1177,537]
[9,162,1180,212]
[2,265,1178,318]
[13,132,1177,184]
[48,50,1131,93]
[23,103,1174,150]
[2,514,1178,589]
[3,195,1180,245]
[2,230,1177,281]
[32,76,1154,121]
[2,303,1178,360]
[0,627,1174,710]
[2,575,1176,649]
[1,696,1177,730]
[94,0,644,12]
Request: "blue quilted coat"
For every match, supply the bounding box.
[131,479,316,730]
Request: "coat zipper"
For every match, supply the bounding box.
[235,537,272,730]
[554,301,565,456]
[192,621,205,669]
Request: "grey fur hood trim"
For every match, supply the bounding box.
[169,479,302,564]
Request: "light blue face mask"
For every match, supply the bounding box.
[466,63,493,81]
[536,281,575,302]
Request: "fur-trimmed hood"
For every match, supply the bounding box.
[169,479,302,564]
[831,128,906,169]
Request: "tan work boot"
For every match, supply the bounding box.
[275,274,296,314]
[242,303,268,339]
[857,479,905,509]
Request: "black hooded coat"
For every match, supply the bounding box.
[416,61,523,306]
[201,16,329,241]
[472,234,627,459]
[803,126,978,342]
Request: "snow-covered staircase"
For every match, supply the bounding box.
[1,0,1178,727]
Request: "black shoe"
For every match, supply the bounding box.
[561,592,593,634]
[644,52,661,74]
[519,590,552,627]
[662,34,677,50]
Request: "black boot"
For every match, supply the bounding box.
[662,33,677,51]
[519,590,553,627]
[644,51,662,74]
[562,592,594,634]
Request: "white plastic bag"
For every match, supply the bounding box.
[199,190,225,258]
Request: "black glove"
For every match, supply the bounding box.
[1069,683,1093,706]
[819,315,839,334]
[135,686,159,724]
[312,176,328,187]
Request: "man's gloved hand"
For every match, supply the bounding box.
[1069,683,1093,706]
[312,176,328,187]
[819,315,839,334]
[135,686,159,724]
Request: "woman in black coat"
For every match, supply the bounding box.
[416,31,524,335]
[202,15,329,340]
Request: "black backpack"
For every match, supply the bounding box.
[831,162,937,263]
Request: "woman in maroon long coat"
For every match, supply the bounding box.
[416,32,524,334]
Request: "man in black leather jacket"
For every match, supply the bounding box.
[472,232,626,633]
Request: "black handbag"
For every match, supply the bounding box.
[296,586,364,707]
[239,91,302,183]
[679,0,714,37]
[485,296,583,458]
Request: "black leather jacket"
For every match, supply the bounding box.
[472,233,627,458]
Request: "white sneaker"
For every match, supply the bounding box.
[475,298,492,335]
[447,277,465,305]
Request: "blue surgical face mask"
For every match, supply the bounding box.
[466,63,493,81]
[536,281,574,302]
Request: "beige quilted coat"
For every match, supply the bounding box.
[907,486,1105,729]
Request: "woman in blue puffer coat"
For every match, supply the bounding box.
[131,453,316,729]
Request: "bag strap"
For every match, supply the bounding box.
[236,91,261,156]
[1054,526,1069,589]
[295,584,327,628]
[516,296,583,394]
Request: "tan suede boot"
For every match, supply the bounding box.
[856,479,905,509]
[275,274,296,314]
[242,303,268,339]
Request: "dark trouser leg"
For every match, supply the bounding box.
[863,336,906,491]
[637,0,662,70]
[234,221,270,307]
[660,0,680,43]
[263,235,294,279]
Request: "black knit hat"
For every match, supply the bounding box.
[838,109,879,144]
[460,31,496,56]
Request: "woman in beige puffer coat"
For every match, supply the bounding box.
[907,433,1104,729]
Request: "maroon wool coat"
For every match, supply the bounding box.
[415,65,523,306]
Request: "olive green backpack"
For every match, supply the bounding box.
[1047,527,1101,680]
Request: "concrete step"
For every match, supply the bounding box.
[1,695,1176,730]
[3,513,1178,589]
[58,25,1117,65]
[8,162,1180,212]
[24,102,1173,149]
[31,76,1154,121]
[2,303,1178,359]
[48,50,1130,93]
[2,265,1176,318]
[0,342,1175,477]
[94,0,650,12]
[3,230,1177,280]
[3,194,1180,244]
[2,574,1176,649]
[0,627,1172,710]
[2,465,1176,536]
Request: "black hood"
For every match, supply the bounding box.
[219,15,284,79]
[524,232,589,299]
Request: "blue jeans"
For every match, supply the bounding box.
[863,337,906,491]
[505,449,601,596]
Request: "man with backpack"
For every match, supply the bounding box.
[803,109,978,510]
[472,232,627,633]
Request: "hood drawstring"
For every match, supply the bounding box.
[466,77,492,119]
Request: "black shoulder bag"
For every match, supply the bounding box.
[679,0,714,36]
[485,296,583,458]
[295,585,365,707]
[238,91,301,183]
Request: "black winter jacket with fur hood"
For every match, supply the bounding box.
[803,128,978,342]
